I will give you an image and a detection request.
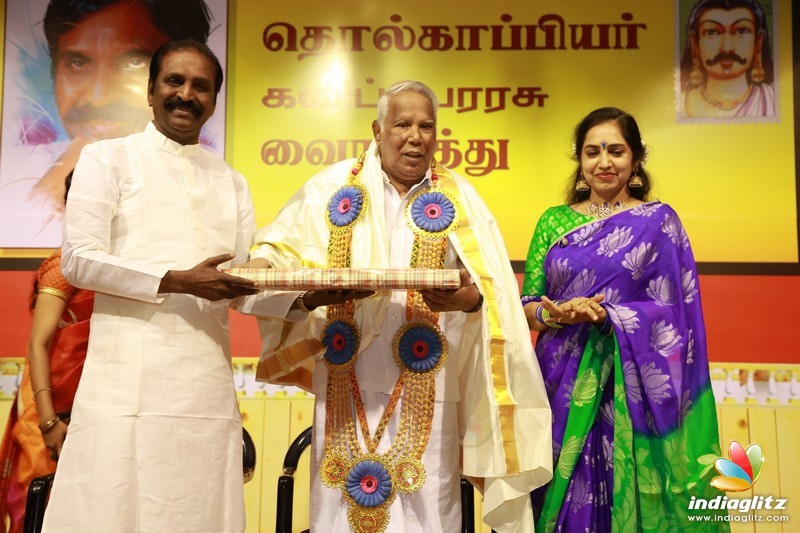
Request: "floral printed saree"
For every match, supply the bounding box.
[522,202,728,532]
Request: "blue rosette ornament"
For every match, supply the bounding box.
[321,319,360,366]
[345,458,395,533]
[327,184,368,229]
[392,321,448,374]
[345,459,393,508]
[406,189,461,237]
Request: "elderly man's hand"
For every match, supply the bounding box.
[159,253,259,301]
[241,257,271,268]
[420,269,482,313]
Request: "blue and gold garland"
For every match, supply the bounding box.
[319,153,462,533]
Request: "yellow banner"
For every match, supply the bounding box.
[228,0,795,264]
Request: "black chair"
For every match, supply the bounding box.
[22,473,54,533]
[275,426,313,533]
[460,477,475,533]
[275,425,475,533]
[23,427,257,533]
[242,426,257,483]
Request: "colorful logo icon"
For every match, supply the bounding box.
[710,440,764,492]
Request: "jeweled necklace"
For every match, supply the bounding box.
[700,85,753,111]
[587,200,626,219]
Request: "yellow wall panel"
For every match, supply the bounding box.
[746,407,782,532]
[774,409,800,532]
[259,397,292,533]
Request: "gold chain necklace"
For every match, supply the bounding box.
[319,154,462,533]
[699,85,753,111]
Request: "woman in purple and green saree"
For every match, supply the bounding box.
[522,107,728,532]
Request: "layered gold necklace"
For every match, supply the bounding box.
[319,153,463,533]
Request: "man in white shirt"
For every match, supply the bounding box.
[41,40,292,533]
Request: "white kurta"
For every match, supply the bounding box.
[42,123,250,533]
[252,141,553,533]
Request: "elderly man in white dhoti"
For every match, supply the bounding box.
[249,80,553,533]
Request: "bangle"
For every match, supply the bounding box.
[32,387,53,401]
[534,303,546,324]
[465,293,484,313]
[296,292,316,313]
[596,305,613,336]
[465,292,484,313]
[39,414,60,434]
[539,304,564,329]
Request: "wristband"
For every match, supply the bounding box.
[39,415,61,434]
[534,303,546,324]
[295,292,317,313]
[465,293,484,313]
[538,304,564,329]
[596,305,613,336]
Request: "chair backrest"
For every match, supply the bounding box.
[275,426,313,533]
[243,426,257,483]
[22,473,55,533]
[460,477,475,533]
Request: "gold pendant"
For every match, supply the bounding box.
[394,457,426,493]
[348,506,390,533]
[320,453,349,488]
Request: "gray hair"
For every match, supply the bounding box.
[376,81,438,122]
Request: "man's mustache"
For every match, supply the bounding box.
[165,97,203,118]
[61,102,146,125]
[705,52,747,66]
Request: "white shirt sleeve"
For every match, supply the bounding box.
[230,171,299,317]
[61,143,169,302]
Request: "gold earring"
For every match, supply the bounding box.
[750,55,765,83]
[575,174,590,192]
[690,58,704,87]
[628,168,643,189]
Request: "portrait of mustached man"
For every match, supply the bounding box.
[679,0,775,118]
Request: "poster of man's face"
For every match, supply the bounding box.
[676,0,777,121]
[0,0,228,248]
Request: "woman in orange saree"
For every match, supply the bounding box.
[0,251,93,532]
